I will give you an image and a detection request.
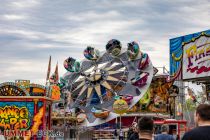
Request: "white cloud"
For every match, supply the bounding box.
[3,14,26,20]
[0,16,142,47]
[53,20,141,45]
[0,60,46,84]
[0,28,43,39]
[10,0,40,8]
[66,10,121,21]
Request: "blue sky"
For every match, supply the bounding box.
[0,0,209,85]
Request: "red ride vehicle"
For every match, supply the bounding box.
[154,119,187,140]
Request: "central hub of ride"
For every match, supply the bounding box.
[87,69,102,82]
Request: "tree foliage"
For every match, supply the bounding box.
[184,98,196,111]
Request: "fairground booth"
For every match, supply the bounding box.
[170,29,210,100]
[169,29,210,138]
[0,80,57,140]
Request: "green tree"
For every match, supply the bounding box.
[184,98,196,111]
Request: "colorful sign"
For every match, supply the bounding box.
[0,82,29,96]
[0,102,34,130]
[0,82,46,96]
[170,29,210,80]
[182,34,210,79]
[113,99,128,115]
[51,85,60,100]
[15,80,30,88]
[26,84,46,96]
[0,106,30,130]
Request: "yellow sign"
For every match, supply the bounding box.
[0,106,30,130]
[51,85,60,100]
[113,99,128,115]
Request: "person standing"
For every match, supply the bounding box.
[129,127,139,140]
[128,123,139,140]
[182,104,210,140]
[0,127,5,140]
[138,117,154,140]
[155,125,174,140]
[119,129,124,140]
[113,129,118,140]
[127,127,134,140]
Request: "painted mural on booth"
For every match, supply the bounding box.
[0,102,34,130]
[0,106,30,130]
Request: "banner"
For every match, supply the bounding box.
[182,34,210,79]
[170,30,210,80]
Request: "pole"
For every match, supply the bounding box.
[181,80,184,120]
[173,96,176,119]
[119,114,122,140]
[120,115,122,130]
[115,117,118,128]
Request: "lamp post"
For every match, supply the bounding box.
[113,96,128,139]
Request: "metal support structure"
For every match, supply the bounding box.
[120,115,122,130]
[174,80,185,120]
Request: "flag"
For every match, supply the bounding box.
[55,62,59,83]
[46,56,51,82]
[50,62,59,84]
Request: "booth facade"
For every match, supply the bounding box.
[0,82,52,140]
